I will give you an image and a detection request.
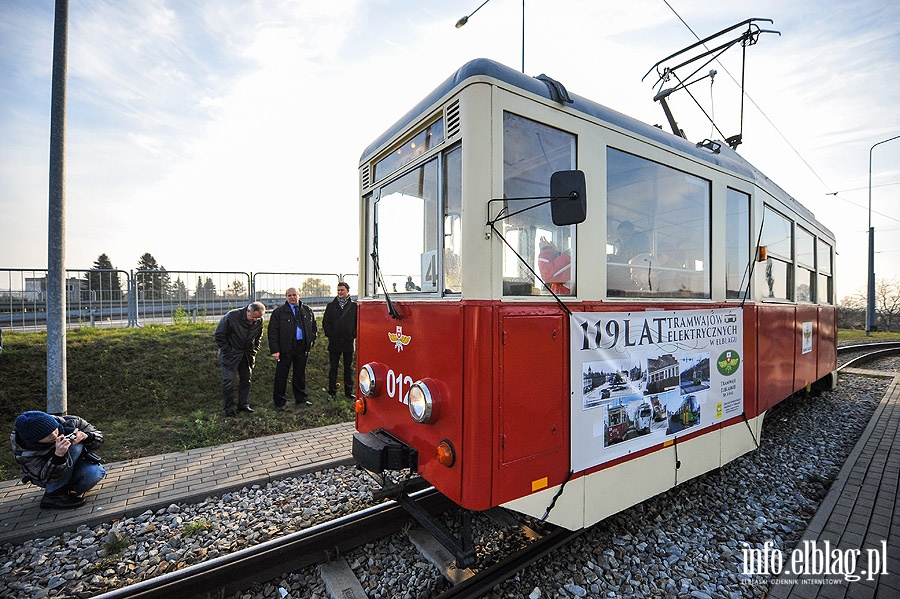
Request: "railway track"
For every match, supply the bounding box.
[92,487,454,599]
[89,341,899,599]
[837,340,900,370]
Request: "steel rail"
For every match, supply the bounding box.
[92,487,452,599]
[838,342,900,371]
[436,525,585,598]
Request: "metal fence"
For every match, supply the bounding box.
[0,268,358,331]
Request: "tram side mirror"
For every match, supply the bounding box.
[550,170,587,226]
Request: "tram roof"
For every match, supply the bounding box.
[361,58,832,239]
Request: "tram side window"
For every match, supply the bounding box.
[817,241,834,304]
[796,227,815,303]
[502,113,576,296]
[726,189,751,299]
[606,148,711,299]
[372,158,440,294]
[757,206,792,301]
[443,146,462,294]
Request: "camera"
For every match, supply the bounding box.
[65,432,77,441]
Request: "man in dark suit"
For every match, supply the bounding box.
[268,288,317,410]
[322,281,358,400]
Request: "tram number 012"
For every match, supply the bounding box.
[387,369,414,404]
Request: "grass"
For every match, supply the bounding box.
[0,321,355,481]
[836,329,900,343]
[1,325,897,482]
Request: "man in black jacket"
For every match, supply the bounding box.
[12,411,106,509]
[323,281,358,400]
[268,287,317,410]
[214,302,266,417]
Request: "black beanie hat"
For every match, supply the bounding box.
[15,411,59,446]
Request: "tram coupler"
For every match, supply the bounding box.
[395,492,476,569]
[352,429,418,473]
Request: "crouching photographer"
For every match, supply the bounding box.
[11,411,106,510]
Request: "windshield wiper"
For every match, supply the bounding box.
[371,218,401,319]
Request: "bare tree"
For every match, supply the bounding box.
[874,277,900,331]
[838,277,900,331]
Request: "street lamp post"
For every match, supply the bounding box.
[456,0,525,73]
[866,134,900,336]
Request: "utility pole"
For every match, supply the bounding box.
[47,0,69,415]
[866,134,900,336]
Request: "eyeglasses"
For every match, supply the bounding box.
[248,313,263,322]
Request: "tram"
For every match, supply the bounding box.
[351,57,837,561]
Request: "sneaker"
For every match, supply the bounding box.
[40,491,86,510]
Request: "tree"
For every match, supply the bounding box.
[196,276,217,300]
[227,279,247,299]
[838,277,900,331]
[135,253,171,300]
[172,277,189,301]
[874,277,900,331]
[837,294,865,330]
[85,253,122,300]
[300,278,331,298]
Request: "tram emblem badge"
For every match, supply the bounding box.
[716,350,741,376]
[388,326,411,352]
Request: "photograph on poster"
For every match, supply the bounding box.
[581,356,645,410]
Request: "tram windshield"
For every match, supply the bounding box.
[369,145,461,296]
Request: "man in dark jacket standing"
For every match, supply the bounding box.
[322,281,357,400]
[214,302,266,417]
[268,287,317,410]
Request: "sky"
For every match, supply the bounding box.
[1,0,898,301]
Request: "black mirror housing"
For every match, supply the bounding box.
[550,170,587,226]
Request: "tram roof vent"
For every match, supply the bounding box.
[446,100,461,139]
[535,74,573,104]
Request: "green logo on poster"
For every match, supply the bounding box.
[717,350,741,376]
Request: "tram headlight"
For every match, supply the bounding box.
[359,363,386,398]
[407,379,439,423]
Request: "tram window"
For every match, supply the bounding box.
[817,241,834,304]
[443,146,462,294]
[726,189,751,299]
[502,112,576,296]
[757,207,793,301]
[373,118,444,183]
[372,158,440,294]
[606,148,710,299]
[796,227,815,303]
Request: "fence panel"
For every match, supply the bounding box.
[132,270,252,325]
[253,272,349,313]
[0,269,360,331]
[0,268,130,330]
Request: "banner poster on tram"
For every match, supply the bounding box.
[569,308,744,473]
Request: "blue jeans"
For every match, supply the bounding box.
[42,443,106,495]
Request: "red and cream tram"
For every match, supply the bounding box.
[352,58,836,554]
